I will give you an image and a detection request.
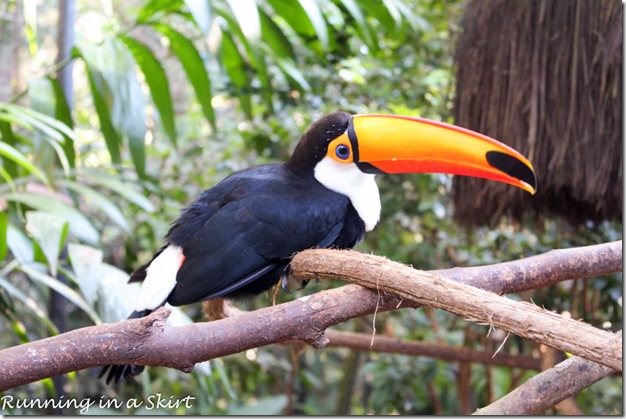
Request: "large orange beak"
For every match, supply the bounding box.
[345,114,537,194]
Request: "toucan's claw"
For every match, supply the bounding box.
[280,272,291,294]
[272,272,290,305]
[298,279,312,290]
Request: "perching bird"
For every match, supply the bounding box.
[100,111,536,383]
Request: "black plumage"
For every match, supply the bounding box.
[100,112,362,383]
[162,163,364,303]
[129,112,359,303]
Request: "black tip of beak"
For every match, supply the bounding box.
[486,151,537,192]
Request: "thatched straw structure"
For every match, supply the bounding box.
[451,0,622,227]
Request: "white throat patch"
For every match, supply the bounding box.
[314,157,381,231]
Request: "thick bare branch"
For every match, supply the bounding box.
[0,241,621,391]
[290,248,622,371]
[430,241,622,294]
[474,339,620,415]
[0,285,406,392]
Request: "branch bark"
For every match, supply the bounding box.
[324,330,541,370]
[429,240,622,294]
[0,285,404,392]
[204,301,543,370]
[474,334,620,415]
[0,241,621,392]
[290,248,622,371]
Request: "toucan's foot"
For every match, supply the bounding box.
[280,272,291,294]
[272,272,290,305]
[98,364,145,385]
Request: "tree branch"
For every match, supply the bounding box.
[324,330,541,370]
[0,241,621,392]
[0,285,405,392]
[474,334,620,415]
[205,301,543,370]
[290,248,622,371]
[429,240,622,294]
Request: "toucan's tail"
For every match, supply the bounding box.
[97,309,152,385]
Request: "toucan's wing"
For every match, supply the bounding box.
[180,218,349,301]
[166,165,358,305]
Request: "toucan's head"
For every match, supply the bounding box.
[287,111,536,194]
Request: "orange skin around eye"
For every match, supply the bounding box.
[326,133,354,164]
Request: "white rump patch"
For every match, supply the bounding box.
[135,245,184,311]
[314,157,381,231]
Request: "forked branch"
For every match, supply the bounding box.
[0,241,621,392]
[290,247,622,370]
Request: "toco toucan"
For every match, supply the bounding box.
[99,111,536,383]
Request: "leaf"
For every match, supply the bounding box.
[110,40,148,178]
[150,23,216,130]
[75,39,148,177]
[1,103,76,141]
[21,264,101,324]
[25,211,69,277]
[225,0,260,43]
[215,2,272,112]
[56,179,131,232]
[259,9,294,59]
[392,0,428,32]
[380,0,403,32]
[67,243,103,305]
[0,166,16,193]
[0,275,59,334]
[272,54,311,93]
[265,0,323,56]
[97,263,136,323]
[183,0,213,34]
[28,77,57,167]
[214,358,237,400]
[37,130,71,177]
[0,211,7,261]
[86,172,155,212]
[127,117,147,180]
[357,0,395,34]
[0,121,18,178]
[297,0,329,50]
[49,76,76,169]
[79,49,123,164]
[0,140,50,187]
[21,0,38,56]
[6,223,34,264]
[118,35,177,147]
[136,0,184,24]
[27,78,72,177]
[221,31,252,119]
[0,105,61,144]
[3,192,99,245]
[339,0,377,52]
[360,0,417,35]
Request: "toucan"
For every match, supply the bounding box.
[99,111,536,383]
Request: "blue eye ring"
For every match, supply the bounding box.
[335,144,350,160]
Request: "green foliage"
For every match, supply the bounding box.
[0,0,621,415]
[118,35,177,146]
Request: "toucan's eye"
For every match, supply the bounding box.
[335,144,350,160]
